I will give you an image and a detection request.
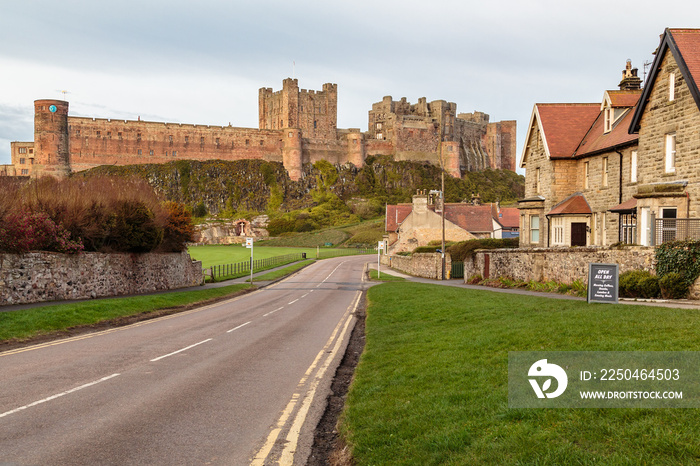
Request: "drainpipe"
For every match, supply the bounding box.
[545,214,551,247]
[615,149,624,205]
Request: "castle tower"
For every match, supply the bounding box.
[441,141,461,178]
[282,128,303,181]
[33,99,70,178]
[346,130,365,167]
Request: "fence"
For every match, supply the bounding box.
[652,218,700,245]
[206,253,306,281]
[451,261,465,279]
[317,248,376,259]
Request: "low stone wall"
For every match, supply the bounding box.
[0,251,203,305]
[463,247,656,285]
[381,253,451,280]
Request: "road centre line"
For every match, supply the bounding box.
[0,373,120,419]
[287,299,299,305]
[263,307,284,317]
[150,339,212,362]
[301,293,309,298]
[227,321,251,333]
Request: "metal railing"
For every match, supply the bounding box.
[652,218,700,245]
[206,253,306,281]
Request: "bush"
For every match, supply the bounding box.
[0,210,83,254]
[659,272,689,299]
[446,238,519,261]
[619,270,660,299]
[160,201,196,252]
[105,200,163,253]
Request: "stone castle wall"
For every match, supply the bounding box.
[463,247,656,284]
[0,251,202,305]
[380,252,451,280]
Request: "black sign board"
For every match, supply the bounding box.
[587,263,619,304]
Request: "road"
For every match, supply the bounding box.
[0,255,371,465]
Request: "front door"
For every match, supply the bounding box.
[571,222,587,246]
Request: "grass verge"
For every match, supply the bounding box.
[247,260,315,282]
[369,269,405,281]
[341,282,700,465]
[0,284,250,343]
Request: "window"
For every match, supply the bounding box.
[96,131,101,136]
[172,151,177,157]
[288,131,293,138]
[669,72,676,101]
[584,161,589,189]
[259,140,263,146]
[660,207,678,243]
[19,147,27,154]
[630,150,638,182]
[604,107,613,133]
[535,167,541,194]
[184,136,189,143]
[137,133,142,142]
[314,120,317,129]
[552,217,564,245]
[200,137,205,144]
[76,130,81,137]
[149,150,154,156]
[376,133,383,140]
[137,149,142,155]
[665,133,676,173]
[21,169,29,175]
[29,149,33,154]
[216,138,221,146]
[376,122,383,130]
[245,139,249,146]
[169,135,173,144]
[118,132,122,140]
[19,158,25,164]
[107,132,111,138]
[530,215,540,244]
[602,157,608,186]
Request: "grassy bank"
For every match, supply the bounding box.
[187,245,316,268]
[0,284,249,342]
[247,260,314,281]
[342,283,700,465]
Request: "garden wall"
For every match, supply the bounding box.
[381,253,451,280]
[463,247,656,285]
[0,251,203,305]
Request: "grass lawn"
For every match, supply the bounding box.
[187,245,317,268]
[342,282,700,465]
[369,269,405,281]
[0,284,249,342]
[247,260,314,281]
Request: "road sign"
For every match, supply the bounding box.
[245,237,253,248]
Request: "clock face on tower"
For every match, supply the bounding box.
[49,105,57,113]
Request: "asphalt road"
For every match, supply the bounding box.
[0,255,371,465]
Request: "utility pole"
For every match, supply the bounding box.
[439,151,446,280]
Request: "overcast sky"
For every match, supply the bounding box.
[1,1,699,172]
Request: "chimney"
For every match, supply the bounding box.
[619,59,642,91]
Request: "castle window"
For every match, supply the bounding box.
[118,132,122,140]
[19,158,25,164]
[172,151,177,157]
[201,137,205,144]
[21,169,29,175]
[169,135,173,144]
[665,133,676,173]
[137,149,142,155]
[96,131,101,136]
[314,120,317,129]
[260,140,263,146]
[150,150,154,156]
[76,130,81,137]
[245,139,249,146]
[216,138,221,146]
[669,72,676,101]
[18,147,27,154]
[29,149,33,154]
[288,132,293,138]
[185,136,189,143]
[376,133,383,140]
[107,132,111,138]
[376,122,382,130]
[137,133,142,142]
[281,120,284,127]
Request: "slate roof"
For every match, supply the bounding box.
[547,193,592,215]
[631,28,700,132]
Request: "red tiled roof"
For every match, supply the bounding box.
[496,207,520,229]
[440,204,495,232]
[609,198,637,212]
[547,194,592,215]
[575,106,638,156]
[670,29,700,93]
[386,204,412,231]
[607,90,642,108]
[536,104,600,158]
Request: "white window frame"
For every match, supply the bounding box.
[584,161,589,189]
[530,215,540,244]
[535,167,541,194]
[604,107,613,133]
[669,72,676,101]
[552,217,565,245]
[602,157,608,187]
[665,133,676,173]
[630,150,638,183]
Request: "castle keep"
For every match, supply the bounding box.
[7,79,516,180]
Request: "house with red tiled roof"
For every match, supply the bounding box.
[521,28,700,248]
[385,191,512,253]
[519,59,642,247]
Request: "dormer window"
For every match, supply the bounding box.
[604,107,613,133]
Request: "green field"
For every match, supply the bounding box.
[342,283,700,465]
[187,245,317,268]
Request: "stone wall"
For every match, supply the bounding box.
[463,247,655,284]
[0,251,202,305]
[381,252,451,280]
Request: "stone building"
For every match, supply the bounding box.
[7,79,516,181]
[519,28,700,248]
[386,191,518,253]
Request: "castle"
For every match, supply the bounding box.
[5,79,516,180]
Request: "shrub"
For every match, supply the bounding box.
[192,202,208,218]
[160,202,196,252]
[656,240,700,289]
[104,200,163,253]
[619,270,660,299]
[446,237,519,261]
[0,210,83,254]
[659,272,689,299]
[347,230,384,246]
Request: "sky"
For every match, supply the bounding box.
[2,0,700,173]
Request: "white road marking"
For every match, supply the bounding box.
[227,321,251,333]
[301,293,309,298]
[150,339,212,362]
[287,299,299,305]
[0,373,121,419]
[263,307,284,317]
